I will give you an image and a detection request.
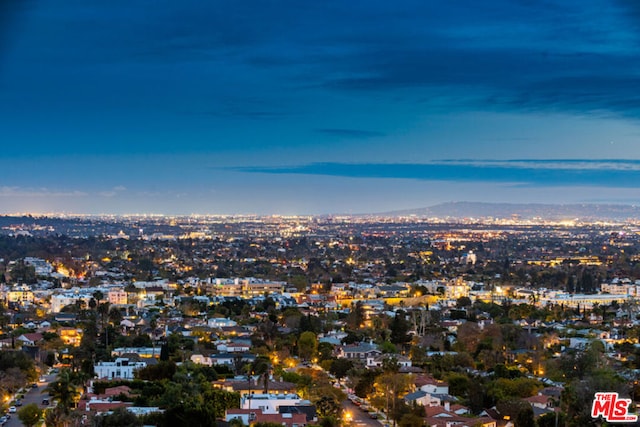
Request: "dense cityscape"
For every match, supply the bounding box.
[0,214,639,426]
[6,1,640,426]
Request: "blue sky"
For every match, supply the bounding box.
[2,0,640,214]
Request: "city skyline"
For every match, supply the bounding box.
[2,1,640,214]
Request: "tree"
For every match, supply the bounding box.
[298,331,318,361]
[445,372,470,398]
[390,311,411,346]
[538,411,565,427]
[328,359,353,382]
[135,361,177,381]
[160,342,169,361]
[454,322,481,353]
[515,405,535,427]
[17,403,42,427]
[382,356,400,373]
[44,369,82,414]
[108,306,123,325]
[346,301,365,329]
[456,296,472,308]
[317,342,334,361]
[43,406,66,427]
[93,290,104,303]
[371,372,414,424]
[93,407,142,427]
[354,369,377,399]
[496,399,533,427]
[97,302,110,330]
[315,395,342,418]
[398,412,425,427]
[380,341,398,354]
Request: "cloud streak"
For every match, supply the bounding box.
[315,128,385,138]
[0,186,88,198]
[235,159,640,188]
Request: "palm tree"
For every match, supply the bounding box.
[43,406,65,427]
[44,369,82,414]
[93,290,104,305]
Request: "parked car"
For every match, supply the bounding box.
[42,399,50,406]
[15,399,22,406]
[0,416,7,425]
[8,407,16,413]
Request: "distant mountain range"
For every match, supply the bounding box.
[380,202,640,221]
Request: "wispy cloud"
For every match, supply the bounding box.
[316,128,386,138]
[234,159,640,188]
[0,186,87,197]
[98,186,127,197]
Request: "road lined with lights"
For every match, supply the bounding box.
[342,399,383,427]
[4,373,55,427]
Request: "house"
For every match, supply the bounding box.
[416,375,449,395]
[54,313,77,324]
[278,405,318,423]
[108,289,128,305]
[209,352,256,367]
[424,406,497,427]
[208,318,238,328]
[112,347,161,359]
[93,357,147,380]
[38,321,52,330]
[84,385,133,400]
[190,354,213,366]
[7,286,34,304]
[78,398,132,414]
[240,393,307,414]
[524,394,554,410]
[367,354,412,369]
[403,390,432,406]
[217,341,251,353]
[58,327,83,346]
[226,408,308,427]
[231,379,298,396]
[214,378,298,395]
[336,342,381,361]
[126,406,164,416]
[17,333,43,346]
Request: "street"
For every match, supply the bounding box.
[342,399,383,427]
[4,372,55,427]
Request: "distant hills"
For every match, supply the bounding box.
[380,202,640,221]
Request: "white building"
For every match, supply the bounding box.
[190,354,212,366]
[240,393,305,414]
[208,318,238,328]
[94,358,147,380]
[366,354,412,369]
[24,257,54,276]
[542,292,629,309]
[210,278,287,297]
[51,292,93,313]
[217,341,251,353]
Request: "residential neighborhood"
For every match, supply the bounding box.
[0,215,639,426]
